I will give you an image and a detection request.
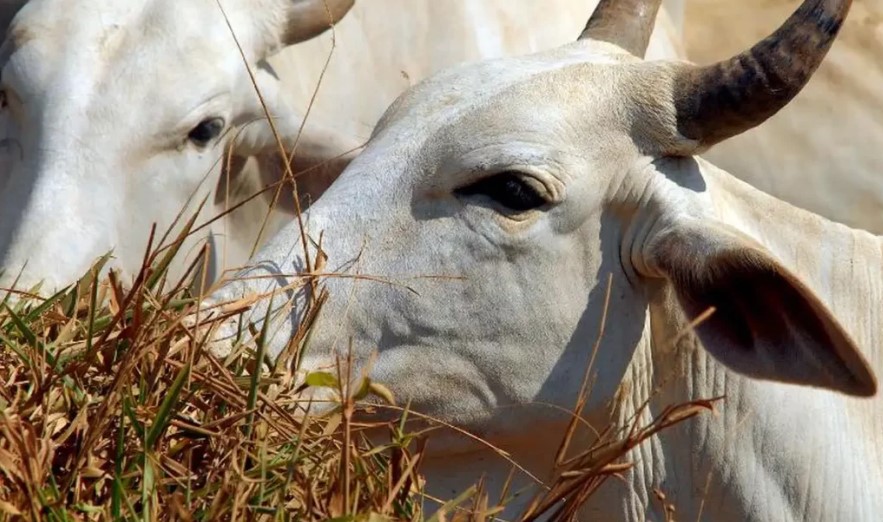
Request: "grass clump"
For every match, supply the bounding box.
[0,241,426,521]
[0,235,713,521]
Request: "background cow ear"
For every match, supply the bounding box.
[229,65,361,207]
[281,0,355,46]
[234,66,362,155]
[642,219,877,397]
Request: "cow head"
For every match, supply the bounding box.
[204,0,876,443]
[0,0,355,294]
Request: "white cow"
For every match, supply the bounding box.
[204,0,883,520]
[0,0,685,295]
[0,0,359,294]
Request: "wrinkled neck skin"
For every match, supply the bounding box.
[421,158,883,521]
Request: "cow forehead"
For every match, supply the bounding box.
[5,1,256,133]
[14,0,226,41]
[376,42,632,132]
[363,43,641,187]
[9,0,249,82]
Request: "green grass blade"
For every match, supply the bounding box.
[244,295,274,440]
[112,412,126,519]
[22,284,71,323]
[145,362,190,449]
[425,485,478,522]
[122,397,146,444]
[141,455,155,521]
[3,303,37,346]
[146,197,207,292]
[0,331,31,365]
[83,268,101,359]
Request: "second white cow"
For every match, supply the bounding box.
[204,0,883,519]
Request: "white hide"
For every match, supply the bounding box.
[0,0,310,293]
[0,0,684,296]
[264,0,685,143]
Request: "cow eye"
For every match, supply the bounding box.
[455,171,548,212]
[187,117,225,147]
[0,89,7,110]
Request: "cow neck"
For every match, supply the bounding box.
[601,157,883,521]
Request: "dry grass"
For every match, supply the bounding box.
[0,218,715,521]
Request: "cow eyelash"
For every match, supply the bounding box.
[455,171,549,212]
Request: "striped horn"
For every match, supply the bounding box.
[672,0,852,151]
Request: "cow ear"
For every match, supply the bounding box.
[642,219,877,397]
[282,0,355,46]
[230,65,361,204]
[234,65,362,154]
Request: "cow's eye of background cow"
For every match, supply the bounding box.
[187,117,225,147]
[455,171,548,212]
[0,89,7,110]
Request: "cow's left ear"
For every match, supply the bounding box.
[281,0,355,46]
[641,219,877,397]
[230,65,361,204]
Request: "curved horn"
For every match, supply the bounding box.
[579,0,663,57]
[672,0,851,151]
[283,0,355,45]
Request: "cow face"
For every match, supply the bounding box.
[0,0,353,293]
[204,0,875,445]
